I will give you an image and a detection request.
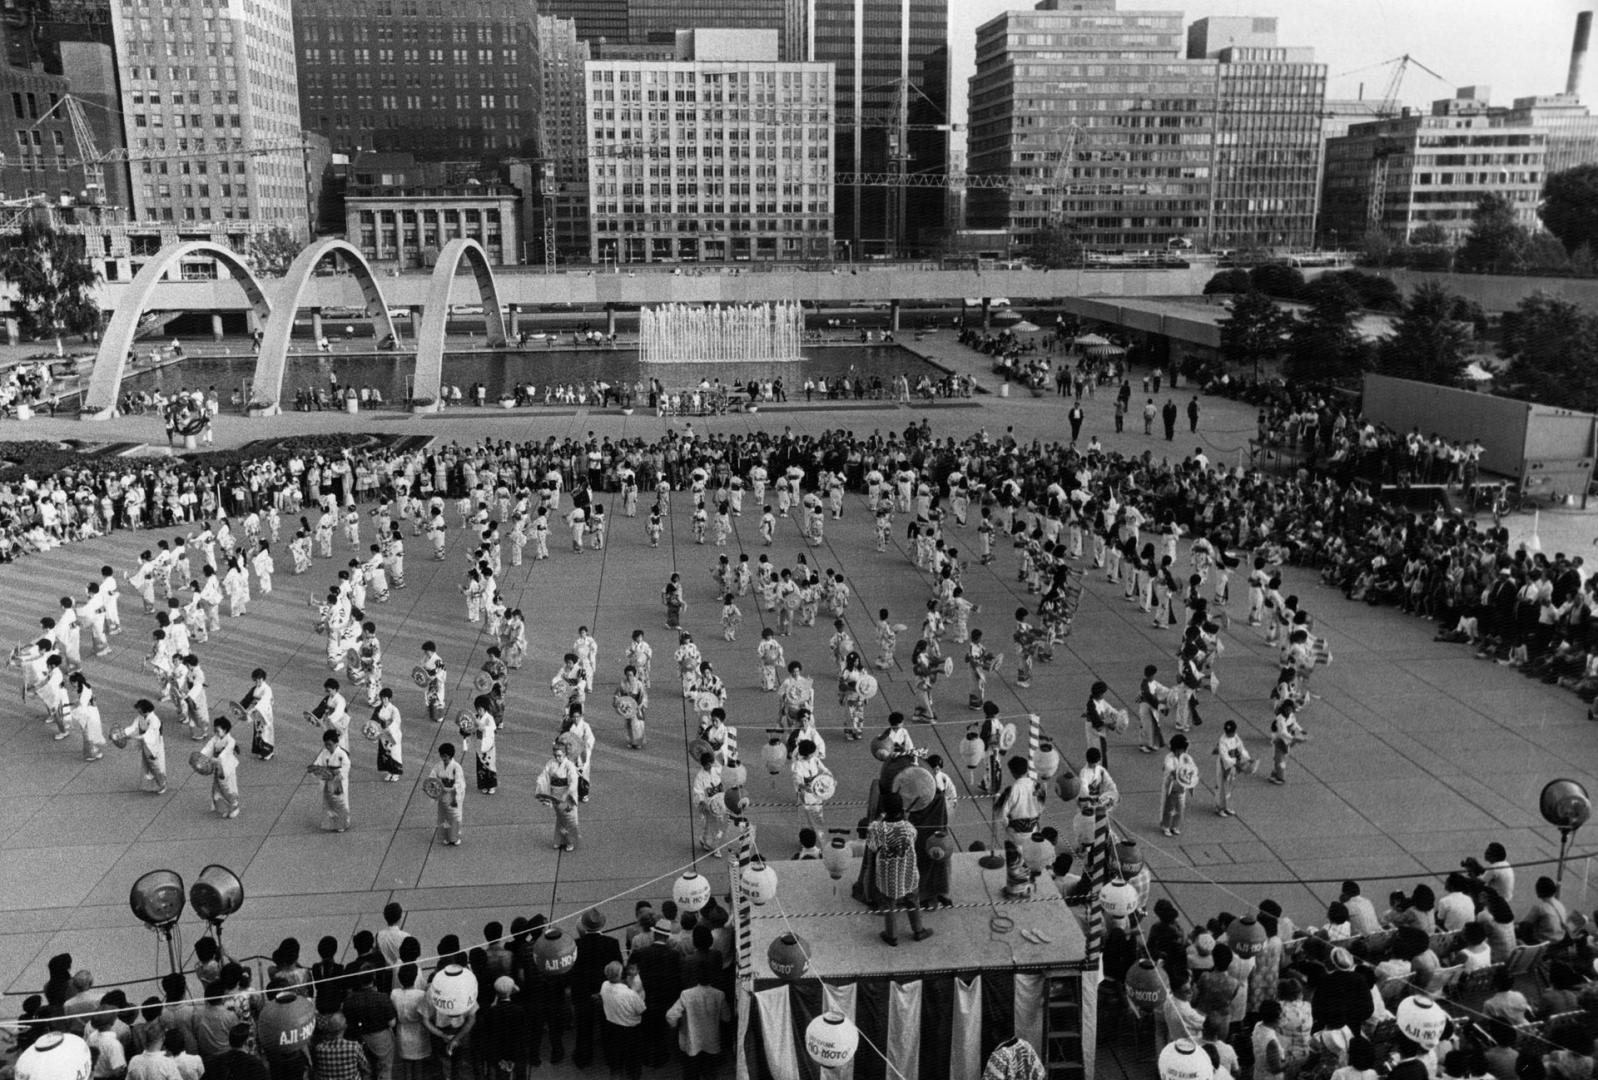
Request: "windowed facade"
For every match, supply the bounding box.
[109,0,307,231]
[292,0,542,160]
[584,37,833,263]
[967,0,1324,251]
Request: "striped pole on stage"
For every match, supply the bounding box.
[732,817,757,1080]
[1083,803,1109,964]
[1026,712,1040,788]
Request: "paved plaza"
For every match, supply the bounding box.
[0,339,1594,1079]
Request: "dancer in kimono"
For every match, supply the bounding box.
[313,729,351,831]
[198,716,241,818]
[242,668,276,760]
[122,699,167,794]
[371,687,403,780]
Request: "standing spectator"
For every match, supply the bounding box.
[1187,396,1201,433]
[1520,876,1569,944]
[871,792,933,945]
[340,967,396,1080]
[599,963,646,1080]
[89,1012,129,1080]
[665,966,732,1080]
[1068,404,1084,444]
[472,977,528,1080]
[310,1015,369,1080]
[1142,399,1157,435]
[202,1025,267,1080]
[128,1032,186,1080]
[388,965,429,1080]
[630,917,682,1069]
[571,909,622,1070]
[1162,398,1179,441]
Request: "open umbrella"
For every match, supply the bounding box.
[1463,362,1495,382]
[1011,321,1042,333]
[1087,343,1126,358]
[1072,333,1111,347]
[993,308,1023,323]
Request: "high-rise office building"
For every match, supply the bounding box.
[967,0,1323,252]
[537,0,628,43]
[630,0,805,62]
[537,13,590,261]
[968,0,1215,250]
[293,0,541,160]
[109,0,307,231]
[584,28,833,263]
[809,0,949,255]
[1190,18,1325,250]
[1322,88,1548,245]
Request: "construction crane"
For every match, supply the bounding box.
[1337,54,1450,236]
[1046,122,1088,227]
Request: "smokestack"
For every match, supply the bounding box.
[1569,11,1592,96]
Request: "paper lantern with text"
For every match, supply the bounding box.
[805,1011,860,1068]
[767,932,810,980]
[256,991,316,1062]
[1125,959,1166,1010]
[1396,994,1447,1049]
[926,828,958,862]
[427,965,479,1025]
[531,928,577,975]
[741,858,778,906]
[673,871,712,912]
[1226,915,1266,960]
[1115,839,1143,877]
[1100,878,1138,919]
[1158,1039,1214,1080]
[15,1033,91,1080]
[1055,769,1081,802]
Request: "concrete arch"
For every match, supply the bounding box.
[412,238,506,409]
[82,241,272,419]
[252,238,398,414]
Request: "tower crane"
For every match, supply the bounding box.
[1337,54,1450,236]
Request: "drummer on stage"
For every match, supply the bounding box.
[241,668,276,760]
[197,716,241,818]
[313,728,351,832]
[430,742,465,846]
[121,699,167,795]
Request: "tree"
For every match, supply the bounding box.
[1247,263,1306,300]
[247,226,303,277]
[1320,268,1402,312]
[1500,293,1598,410]
[1410,223,1450,246]
[1026,225,1083,269]
[1457,193,1529,274]
[1376,282,1473,387]
[1218,290,1292,378]
[1540,164,1598,255]
[0,215,100,346]
[1202,268,1252,295]
[1283,279,1372,385]
[1524,232,1572,275]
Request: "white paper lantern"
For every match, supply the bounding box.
[1035,739,1060,780]
[1022,831,1056,873]
[15,1033,92,1080]
[762,737,786,775]
[1100,877,1139,919]
[1396,994,1447,1050]
[673,871,712,912]
[822,835,852,880]
[426,965,479,1024]
[805,1011,860,1069]
[724,761,748,788]
[741,858,778,905]
[958,730,986,769]
[1158,1039,1214,1080]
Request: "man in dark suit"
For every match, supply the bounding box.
[569,908,622,1070]
[629,914,683,1068]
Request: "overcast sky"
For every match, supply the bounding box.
[945,0,1594,158]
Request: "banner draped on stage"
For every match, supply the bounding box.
[747,971,1043,1080]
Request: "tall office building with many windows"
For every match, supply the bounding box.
[537,13,590,261]
[1189,18,1325,251]
[109,0,306,230]
[809,0,949,255]
[967,0,1323,252]
[293,0,541,160]
[584,29,832,263]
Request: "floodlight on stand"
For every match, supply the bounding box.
[189,864,243,950]
[1540,779,1592,883]
[129,870,185,973]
